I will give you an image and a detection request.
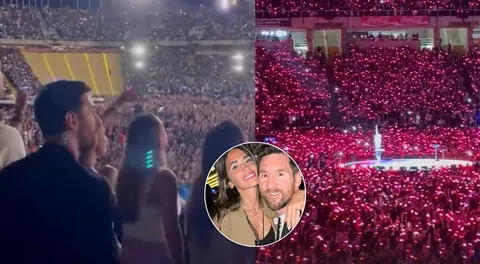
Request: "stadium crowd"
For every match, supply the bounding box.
[125,46,254,99]
[95,92,254,184]
[255,40,331,133]
[334,45,471,126]
[259,165,480,264]
[256,39,480,133]
[0,50,254,264]
[0,3,253,42]
[271,127,480,166]
[0,0,261,263]
[255,33,480,263]
[0,48,42,95]
[0,51,254,186]
[256,0,480,14]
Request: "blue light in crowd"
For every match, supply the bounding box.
[179,185,190,200]
[264,136,277,143]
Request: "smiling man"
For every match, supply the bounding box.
[258,146,303,240]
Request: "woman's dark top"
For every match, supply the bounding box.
[258,227,276,246]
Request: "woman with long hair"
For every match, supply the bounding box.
[116,114,184,264]
[214,144,276,246]
[185,120,255,264]
[214,144,305,246]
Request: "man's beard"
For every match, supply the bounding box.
[78,129,95,154]
[263,188,294,211]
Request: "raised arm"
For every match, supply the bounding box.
[101,89,138,132]
[9,90,27,131]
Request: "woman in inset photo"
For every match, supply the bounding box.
[209,143,305,247]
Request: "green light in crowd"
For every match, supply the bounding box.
[146,150,154,168]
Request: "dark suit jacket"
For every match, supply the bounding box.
[0,143,118,264]
[279,221,291,239]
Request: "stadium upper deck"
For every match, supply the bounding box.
[0,1,253,42]
[256,0,480,16]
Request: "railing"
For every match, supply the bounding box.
[255,9,480,18]
[420,37,434,48]
[0,39,252,48]
[293,39,308,50]
[353,38,421,49]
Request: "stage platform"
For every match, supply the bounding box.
[344,159,473,171]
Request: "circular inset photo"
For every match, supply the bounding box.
[204,142,306,247]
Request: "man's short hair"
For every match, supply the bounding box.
[258,145,299,174]
[34,80,91,137]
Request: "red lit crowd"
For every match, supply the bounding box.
[255,35,480,262]
[255,40,331,133]
[258,165,480,264]
[272,127,480,165]
[256,0,480,13]
[334,45,471,125]
[256,40,480,133]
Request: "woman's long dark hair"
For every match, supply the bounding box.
[186,120,244,245]
[116,114,166,223]
[214,144,258,224]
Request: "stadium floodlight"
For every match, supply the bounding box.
[134,61,144,69]
[218,0,231,11]
[132,44,146,57]
[232,65,243,72]
[120,46,125,50]
[232,52,244,61]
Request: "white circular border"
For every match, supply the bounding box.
[203,141,307,248]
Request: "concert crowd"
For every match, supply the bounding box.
[0,3,253,41]
[255,34,480,263]
[256,0,480,14]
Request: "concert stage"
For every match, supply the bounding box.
[344,159,473,171]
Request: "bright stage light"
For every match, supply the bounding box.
[132,44,145,56]
[232,65,243,72]
[134,61,144,69]
[218,0,231,11]
[232,53,244,61]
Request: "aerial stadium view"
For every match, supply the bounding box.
[256,0,480,263]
